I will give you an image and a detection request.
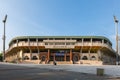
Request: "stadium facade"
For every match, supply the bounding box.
[5,36,116,65]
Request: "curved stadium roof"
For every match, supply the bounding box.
[9,36,112,46]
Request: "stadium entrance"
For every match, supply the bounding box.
[50,49,70,61]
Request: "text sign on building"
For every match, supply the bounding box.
[45,45,75,48]
[55,53,65,56]
[53,45,74,48]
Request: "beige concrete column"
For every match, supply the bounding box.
[48,49,50,61]
[19,50,23,61]
[30,49,32,60]
[16,51,19,62]
[102,39,104,45]
[91,38,92,46]
[97,50,101,61]
[79,49,81,60]
[38,49,40,60]
[36,38,40,60]
[17,40,18,47]
[80,49,82,60]
[70,49,72,61]
[88,49,91,60]
[28,38,30,46]
[82,38,84,46]
[64,54,66,61]
[54,53,55,61]
[89,38,92,60]
[28,38,32,60]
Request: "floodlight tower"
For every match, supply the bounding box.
[2,15,7,62]
[114,16,119,65]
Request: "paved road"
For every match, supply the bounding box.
[0,63,119,80]
[17,64,120,77]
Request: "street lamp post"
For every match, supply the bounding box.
[2,15,7,62]
[114,16,119,65]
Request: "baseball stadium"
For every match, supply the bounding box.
[5,36,116,65]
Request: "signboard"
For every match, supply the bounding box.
[55,52,65,56]
[45,45,74,49]
[53,45,74,48]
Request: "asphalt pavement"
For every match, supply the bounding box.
[0,62,119,80]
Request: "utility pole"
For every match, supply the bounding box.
[2,15,7,62]
[114,16,119,65]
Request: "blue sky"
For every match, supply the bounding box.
[0,0,120,52]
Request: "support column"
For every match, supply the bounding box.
[36,38,40,60]
[28,38,32,60]
[97,50,101,61]
[70,49,72,61]
[89,38,92,60]
[64,54,66,61]
[81,38,84,61]
[48,49,50,61]
[19,50,23,61]
[88,49,90,60]
[79,49,81,60]
[17,40,18,47]
[38,49,40,60]
[28,38,30,46]
[82,38,84,46]
[91,38,92,46]
[80,49,82,60]
[30,49,32,60]
[16,51,19,63]
[9,55,10,61]
[54,53,55,61]
[102,39,104,45]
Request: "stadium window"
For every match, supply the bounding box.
[49,43,53,45]
[55,38,65,40]
[66,43,70,45]
[32,56,38,60]
[91,56,96,60]
[66,38,70,40]
[82,56,88,60]
[71,43,75,45]
[45,43,48,45]
[49,38,53,40]
[24,56,29,60]
[82,50,88,53]
[55,43,65,45]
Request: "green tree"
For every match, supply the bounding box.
[0,53,3,61]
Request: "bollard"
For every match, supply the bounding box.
[97,68,104,76]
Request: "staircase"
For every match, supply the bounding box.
[21,60,40,64]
